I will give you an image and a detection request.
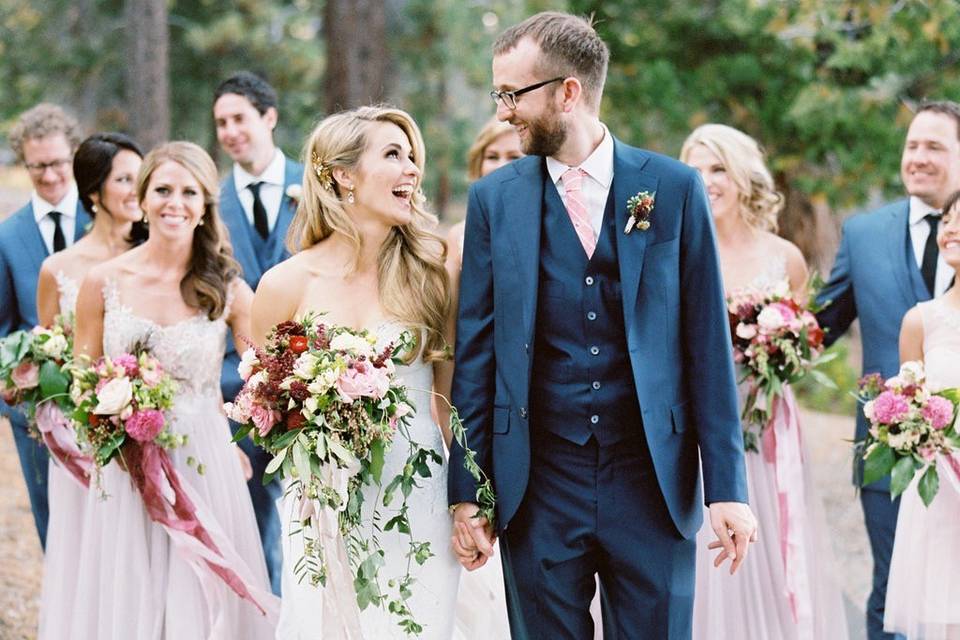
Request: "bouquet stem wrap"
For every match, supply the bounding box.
[123,440,270,617]
[35,402,92,489]
[762,387,812,629]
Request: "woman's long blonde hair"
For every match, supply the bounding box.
[287,106,449,362]
[680,124,783,232]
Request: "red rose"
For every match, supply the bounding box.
[286,411,306,430]
[289,335,309,354]
[87,413,100,426]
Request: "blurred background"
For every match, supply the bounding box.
[1,0,959,637]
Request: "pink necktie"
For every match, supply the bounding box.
[561,168,596,258]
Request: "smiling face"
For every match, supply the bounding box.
[685,144,741,222]
[93,150,143,223]
[140,160,206,240]
[901,111,960,210]
[23,133,74,206]
[492,38,567,157]
[479,130,524,177]
[346,121,421,228]
[940,199,960,269]
[213,92,277,171]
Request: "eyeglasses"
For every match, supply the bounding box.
[24,158,72,174]
[490,77,565,110]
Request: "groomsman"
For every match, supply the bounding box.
[0,103,88,549]
[213,71,304,593]
[818,100,960,640]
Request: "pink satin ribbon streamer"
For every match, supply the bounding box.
[761,387,813,634]
[124,441,270,617]
[35,401,92,489]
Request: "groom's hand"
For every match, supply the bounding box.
[707,501,758,575]
[450,502,495,571]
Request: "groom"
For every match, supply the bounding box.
[448,12,757,639]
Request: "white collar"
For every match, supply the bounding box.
[545,124,614,188]
[32,183,79,223]
[908,195,941,225]
[233,148,285,192]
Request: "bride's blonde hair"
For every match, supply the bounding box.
[288,105,449,362]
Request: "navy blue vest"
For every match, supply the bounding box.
[530,169,644,447]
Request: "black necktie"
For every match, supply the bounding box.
[248,182,270,240]
[49,210,66,253]
[920,213,940,296]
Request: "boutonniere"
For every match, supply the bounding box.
[624,190,655,234]
[285,184,303,208]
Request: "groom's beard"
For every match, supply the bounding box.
[519,107,567,157]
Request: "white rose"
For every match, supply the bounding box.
[94,377,133,415]
[756,306,785,332]
[40,334,68,359]
[293,353,320,380]
[899,361,925,386]
[307,378,331,396]
[735,322,758,340]
[862,400,875,421]
[247,370,268,390]
[771,279,791,299]
[285,184,303,201]
[238,349,259,382]
[329,333,375,357]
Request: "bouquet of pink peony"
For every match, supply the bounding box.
[226,314,494,635]
[727,279,836,452]
[858,361,960,506]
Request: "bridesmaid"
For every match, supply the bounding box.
[680,124,848,640]
[885,189,960,639]
[36,133,144,640]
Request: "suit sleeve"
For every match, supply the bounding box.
[447,183,497,507]
[679,171,748,505]
[816,218,857,347]
[0,242,17,418]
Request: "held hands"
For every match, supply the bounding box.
[450,502,496,571]
[707,501,758,575]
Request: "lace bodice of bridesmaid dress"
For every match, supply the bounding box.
[55,270,80,317]
[101,279,229,398]
[920,297,960,390]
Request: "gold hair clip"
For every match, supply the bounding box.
[311,151,334,192]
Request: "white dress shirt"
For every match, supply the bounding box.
[546,125,614,239]
[233,149,286,233]
[908,196,952,296]
[32,183,79,254]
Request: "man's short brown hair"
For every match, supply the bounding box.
[8,103,83,162]
[916,100,960,142]
[494,12,609,111]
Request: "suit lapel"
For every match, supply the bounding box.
[270,159,302,266]
[611,141,656,335]
[886,202,920,304]
[14,205,48,273]
[503,160,544,345]
[220,174,262,286]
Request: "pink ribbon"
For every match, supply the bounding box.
[761,387,813,635]
[35,401,92,489]
[123,441,273,618]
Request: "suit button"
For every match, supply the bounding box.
[585,276,595,286]
[524,343,529,353]
[590,415,599,424]
[591,381,601,390]
[519,407,528,419]
[590,346,600,356]
[587,311,597,321]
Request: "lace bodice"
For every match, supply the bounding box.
[919,297,960,390]
[55,271,80,317]
[743,252,788,293]
[101,280,230,398]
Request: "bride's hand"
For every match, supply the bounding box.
[236,445,253,481]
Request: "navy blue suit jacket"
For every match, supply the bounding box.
[448,140,748,539]
[817,199,932,490]
[218,156,304,402]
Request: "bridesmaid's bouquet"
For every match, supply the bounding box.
[728,278,835,451]
[225,314,437,633]
[857,361,960,506]
[0,316,93,485]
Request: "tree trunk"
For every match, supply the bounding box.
[324,0,389,113]
[126,0,169,149]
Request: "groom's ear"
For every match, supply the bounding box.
[559,77,583,113]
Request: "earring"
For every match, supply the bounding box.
[198,218,205,226]
[91,204,98,214]
[347,188,355,204]
[141,213,148,224]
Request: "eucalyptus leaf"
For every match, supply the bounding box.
[265,448,287,475]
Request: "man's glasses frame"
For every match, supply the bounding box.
[490,77,565,110]
[24,158,72,174]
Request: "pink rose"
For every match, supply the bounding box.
[918,444,937,462]
[224,390,254,423]
[113,354,139,378]
[124,409,165,442]
[871,391,911,424]
[11,360,40,390]
[335,361,391,403]
[923,396,955,431]
[251,403,280,437]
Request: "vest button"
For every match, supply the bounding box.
[585,276,595,286]
[519,407,528,419]
[590,415,599,424]
[590,346,600,355]
[587,311,597,321]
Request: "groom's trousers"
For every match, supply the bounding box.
[499,428,696,640]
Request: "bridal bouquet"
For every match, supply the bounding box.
[858,362,960,506]
[728,279,835,451]
[0,316,93,485]
[225,315,438,633]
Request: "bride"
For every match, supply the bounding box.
[251,106,460,639]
